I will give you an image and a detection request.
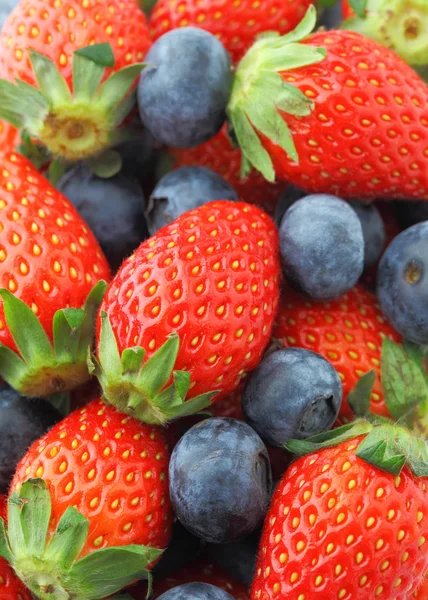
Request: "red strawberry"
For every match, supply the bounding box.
[1,398,173,600]
[272,285,401,421]
[414,575,428,598]
[0,0,152,162]
[342,0,355,20]
[0,151,110,398]
[253,421,428,600]
[0,121,20,154]
[129,558,250,599]
[170,126,283,216]
[149,0,314,64]
[0,496,32,600]
[228,6,428,200]
[93,200,280,425]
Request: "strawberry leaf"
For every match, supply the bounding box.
[29,49,72,106]
[75,43,115,68]
[285,421,373,456]
[348,0,367,18]
[122,347,146,376]
[0,518,13,563]
[348,370,376,417]
[45,507,89,570]
[19,479,51,557]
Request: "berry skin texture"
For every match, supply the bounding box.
[0,496,32,600]
[272,286,401,421]
[0,0,151,89]
[0,384,61,494]
[147,167,238,236]
[260,30,428,200]
[149,0,315,64]
[252,437,428,600]
[157,583,234,600]
[169,418,272,544]
[138,28,232,148]
[279,194,364,301]
[349,201,386,270]
[129,559,249,599]
[377,222,428,345]
[99,200,280,402]
[11,398,173,559]
[0,152,110,351]
[242,348,342,447]
[170,126,283,216]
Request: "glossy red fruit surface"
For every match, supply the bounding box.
[0,151,110,351]
[252,438,428,600]
[11,398,173,559]
[149,0,314,64]
[99,201,280,401]
[272,286,401,421]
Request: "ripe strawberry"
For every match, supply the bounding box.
[0,0,152,162]
[0,151,110,398]
[253,427,428,600]
[341,0,428,67]
[170,126,283,216]
[0,398,173,600]
[149,0,314,64]
[228,6,428,200]
[414,574,428,598]
[0,121,20,154]
[0,496,32,600]
[129,559,250,599]
[272,285,401,422]
[93,200,280,425]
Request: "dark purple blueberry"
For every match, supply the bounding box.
[242,348,342,447]
[157,583,234,600]
[349,201,386,269]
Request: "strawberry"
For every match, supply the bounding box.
[92,200,281,425]
[0,495,32,600]
[0,0,152,162]
[129,559,250,599]
[414,575,428,598]
[228,6,428,200]
[149,0,315,64]
[0,121,20,154]
[272,285,401,421]
[0,151,110,398]
[341,0,428,67]
[253,428,428,600]
[170,125,283,216]
[0,398,173,600]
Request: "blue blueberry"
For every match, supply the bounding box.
[318,1,343,29]
[138,28,232,148]
[146,167,237,235]
[58,165,147,272]
[279,194,364,300]
[377,222,428,344]
[157,583,234,600]
[152,522,202,579]
[349,202,386,270]
[273,185,304,226]
[0,384,61,493]
[0,0,18,28]
[169,418,272,544]
[242,348,342,447]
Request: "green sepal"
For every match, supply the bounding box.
[74,44,115,68]
[7,491,26,559]
[48,392,71,417]
[348,370,376,417]
[285,421,373,456]
[96,64,146,111]
[19,479,51,557]
[48,158,67,187]
[348,0,368,18]
[0,517,13,563]
[227,5,326,182]
[92,312,217,425]
[29,50,72,107]
[0,281,107,398]
[68,545,162,600]
[381,337,428,424]
[355,434,406,476]
[44,507,89,570]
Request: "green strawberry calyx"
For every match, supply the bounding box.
[0,44,145,162]
[226,5,326,183]
[286,338,428,477]
[0,280,107,398]
[0,479,162,600]
[342,0,428,66]
[88,311,217,425]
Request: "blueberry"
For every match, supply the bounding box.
[208,529,260,587]
[279,194,364,300]
[152,522,202,579]
[169,418,272,544]
[157,583,234,600]
[242,348,342,447]
[146,167,237,235]
[273,185,304,226]
[318,1,343,29]
[0,385,61,493]
[58,165,147,272]
[138,28,232,148]
[0,0,18,28]
[349,202,386,269]
[377,222,428,344]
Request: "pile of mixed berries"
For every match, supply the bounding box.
[0,0,428,599]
